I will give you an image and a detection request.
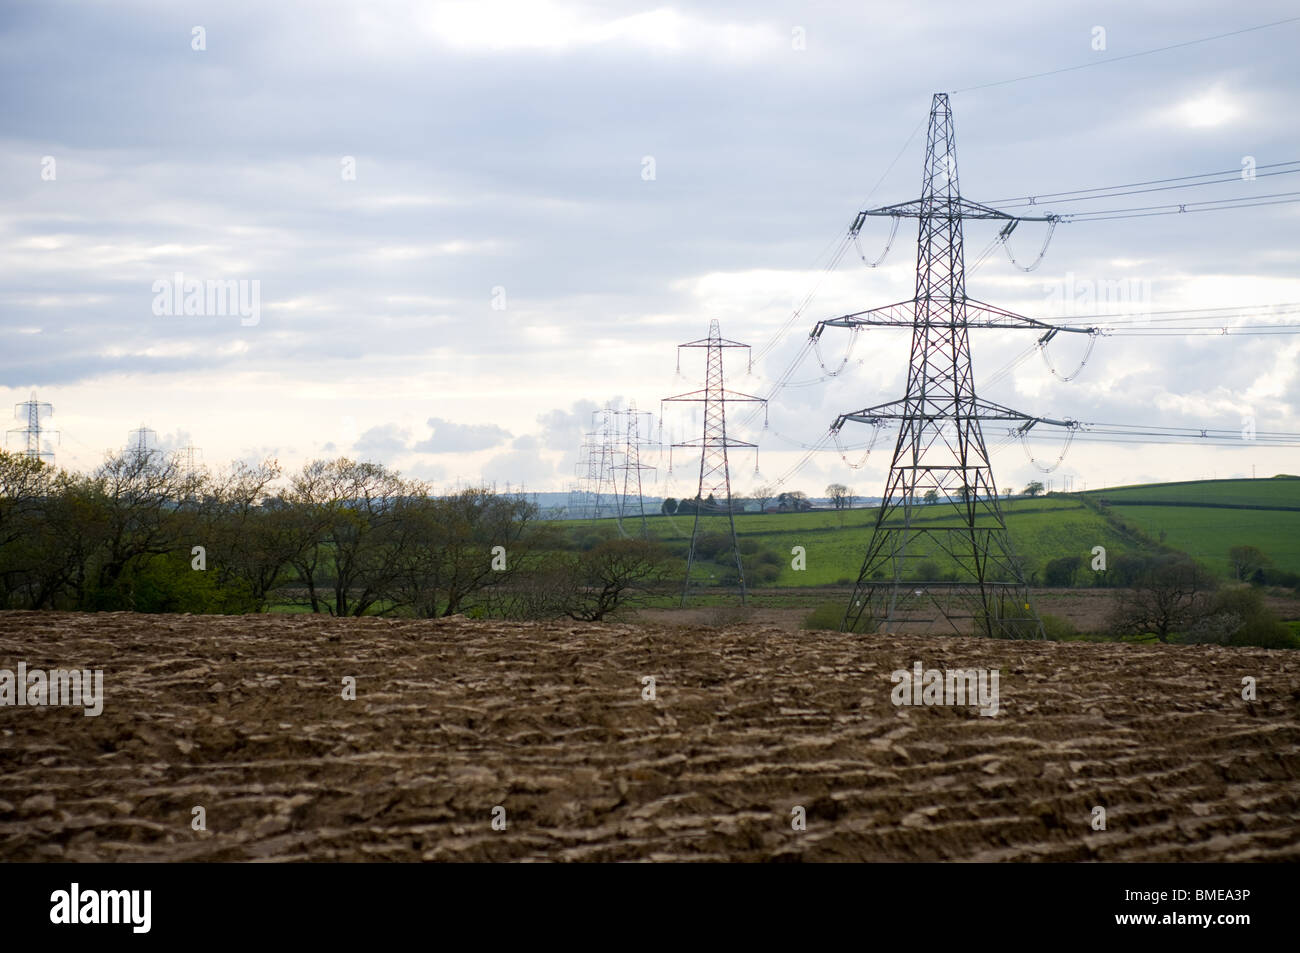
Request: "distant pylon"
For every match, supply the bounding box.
[7,393,57,464]
[565,480,587,519]
[174,444,204,495]
[818,93,1086,638]
[611,402,657,538]
[175,444,203,476]
[663,319,766,605]
[126,424,159,465]
[578,406,622,519]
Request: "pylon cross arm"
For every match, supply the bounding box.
[818,300,915,332]
[672,438,758,449]
[964,299,1095,334]
[677,338,750,349]
[832,397,1076,430]
[855,197,1055,224]
[664,389,763,403]
[817,298,1094,335]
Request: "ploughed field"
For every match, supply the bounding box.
[1,611,1297,862]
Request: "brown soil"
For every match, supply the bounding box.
[1,610,1297,862]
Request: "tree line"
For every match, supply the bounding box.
[0,450,670,620]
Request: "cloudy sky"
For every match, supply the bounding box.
[3,0,1299,497]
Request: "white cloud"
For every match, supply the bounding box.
[412,2,782,57]
[1165,83,1243,129]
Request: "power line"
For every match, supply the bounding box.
[1053,189,1300,222]
[986,160,1300,207]
[951,16,1300,94]
[1045,302,1300,323]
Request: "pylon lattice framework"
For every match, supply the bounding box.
[574,406,622,520]
[610,402,657,538]
[8,393,57,464]
[821,93,1087,638]
[126,425,160,465]
[663,319,766,606]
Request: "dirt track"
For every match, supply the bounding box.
[1,611,1298,862]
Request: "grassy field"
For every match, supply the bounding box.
[1106,507,1300,577]
[564,477,1300,585]
[566,496,1145,586]
[1086,477,1300,576]
[1088,476,1300,507]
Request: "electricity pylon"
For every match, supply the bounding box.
[126,425,160,465]
[577,406,622,519]
[573,440,596,518]
[816,93,1089,638]
[565,480,587,520]
[174,444,204,497]
[611,402,657,538]
[8,393,57,464]
[664,319,766,605]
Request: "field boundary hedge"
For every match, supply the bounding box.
[1096,499,1300,512]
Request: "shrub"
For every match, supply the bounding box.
[914,559,941,581]
[577,532,605,552]
[802,602,846,631]
[693,532,732,559]
[1191,587,1296,649]
[1039,613,1078,641]
[1043,555,1083,587]
[974,600,1041,639]
[1255,566,1300,589]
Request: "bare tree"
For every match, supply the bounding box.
[282,458,428,616]
[560,539,673,621]
[1227,545,1270,582]
[89,451,190,598]
[1108,555,1218,643]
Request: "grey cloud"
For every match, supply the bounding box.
[413,417,512,454]
[355,423,410,458]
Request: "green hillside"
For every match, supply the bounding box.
[561,477,1300,586]
[563,496,1142,586]
[1088,476,1300,508]
[1084,477,1300,578]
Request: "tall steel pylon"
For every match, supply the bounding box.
[565,480,586,520]
[578,406,622,519]
[611,402,657,538]
[573,439,597,518]
[174,444,204,496]
[7,393,57,464]
[126,424,160,465]
[664,320,766,605]
[816,93,1086,638]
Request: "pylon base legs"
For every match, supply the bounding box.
[841,526,1044,638]
[843,581,1042,638]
